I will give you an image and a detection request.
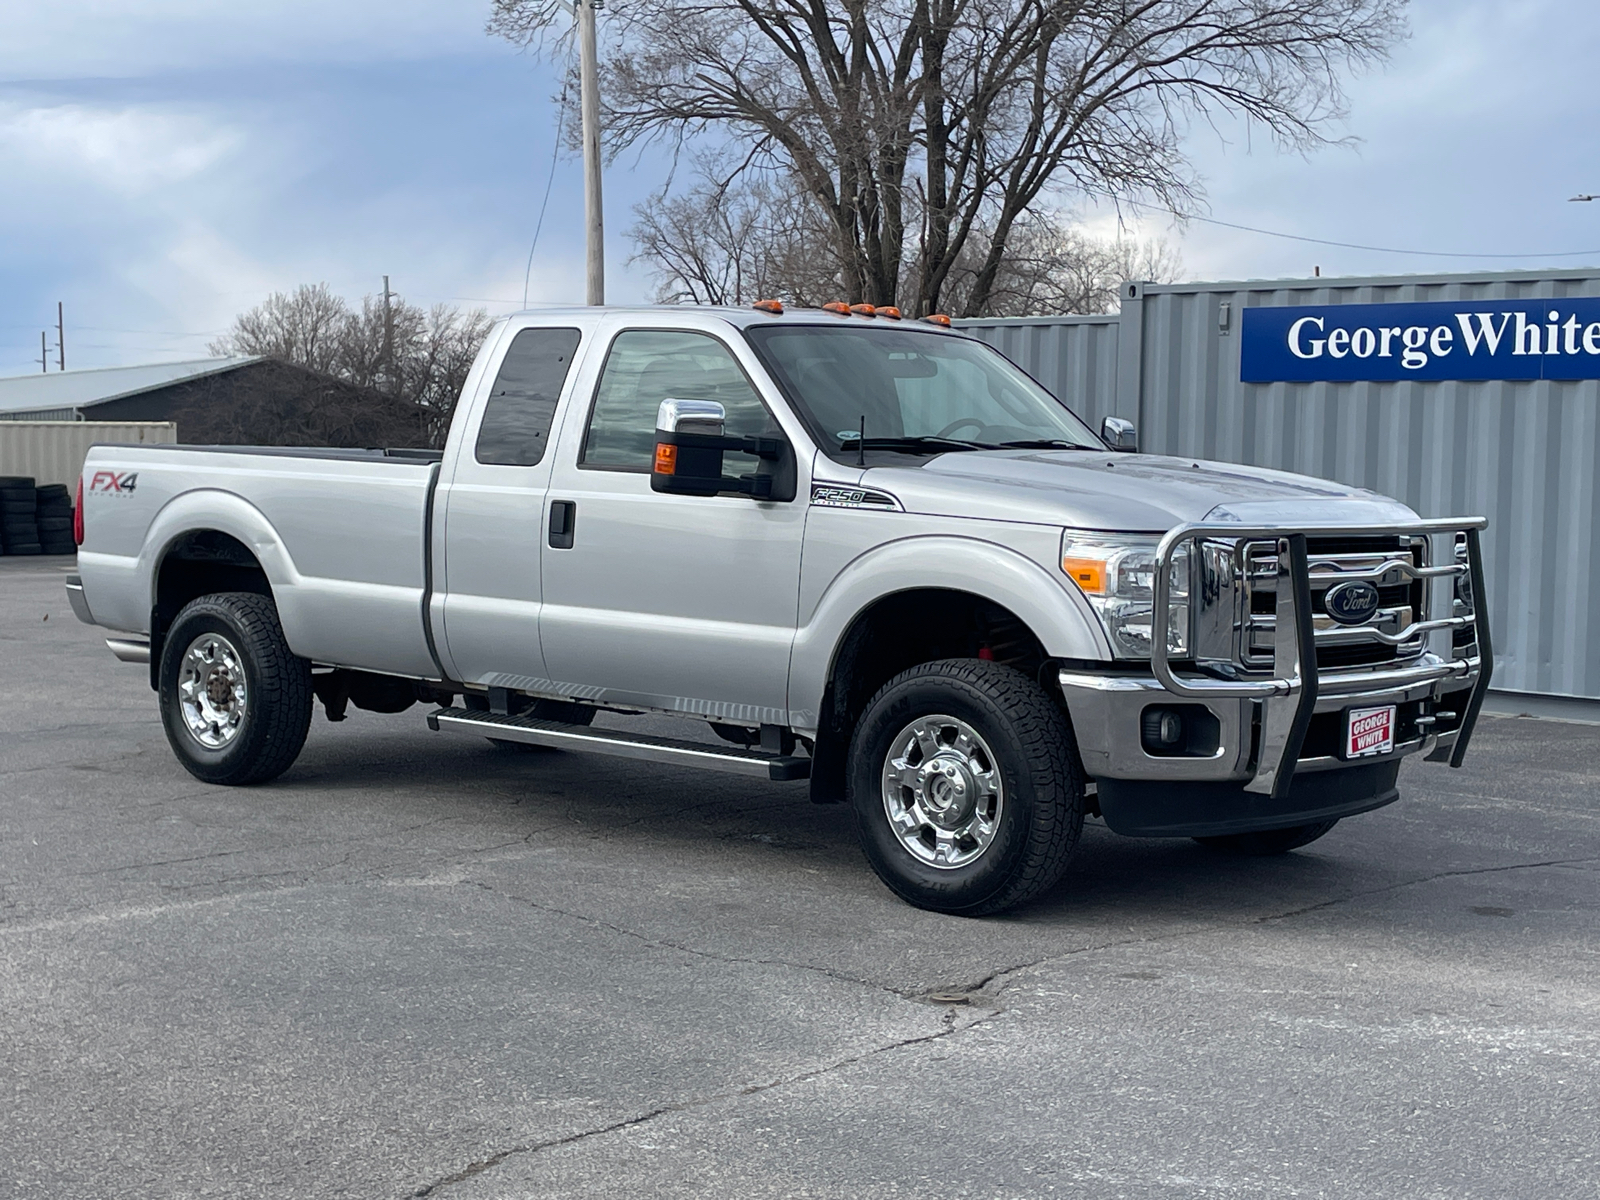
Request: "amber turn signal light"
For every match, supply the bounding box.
[877,307,902,319]
[752,299,783,314]
[1060,556,1108,595]
[653,443,678,475]
[822,301,851,315]
[849,303,877,317]
[921,313,952,327]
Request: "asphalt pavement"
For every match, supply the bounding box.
[2,555,1596,1199]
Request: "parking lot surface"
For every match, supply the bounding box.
[2,555,1597,1198]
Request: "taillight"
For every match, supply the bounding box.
[73,476,85,546]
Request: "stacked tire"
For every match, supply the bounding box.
[36,484,76,556]
[0,476,42,557]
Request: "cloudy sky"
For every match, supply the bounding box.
[2,0,1598,375]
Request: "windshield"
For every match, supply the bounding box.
[743,323,1101,460]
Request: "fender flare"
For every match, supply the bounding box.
[787,534,1110,729]
[138,488,304,616]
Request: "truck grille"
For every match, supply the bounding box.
[1193,535,1429,674]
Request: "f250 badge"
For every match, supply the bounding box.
[810,483,900,511]
[89,470,139,495]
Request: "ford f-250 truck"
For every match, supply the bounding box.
[65,303,1492,915]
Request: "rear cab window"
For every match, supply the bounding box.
[475,327,583,466]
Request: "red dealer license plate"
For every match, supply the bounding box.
[1346,705,1397,758]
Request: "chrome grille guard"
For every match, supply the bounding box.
[1150,518,1492,801]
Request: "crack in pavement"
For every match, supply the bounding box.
[463,878,911,998]
[1256,856,1600,924]
[408,1007,980,1198]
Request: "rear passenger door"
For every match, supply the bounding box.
[437,324,583,688]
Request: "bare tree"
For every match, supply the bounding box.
[210,282,349,375]
[941,211,1184,316]
[211,284,493,446]
[632,167,1180,314]
[630,170,843,305]
[491,0,1404,317]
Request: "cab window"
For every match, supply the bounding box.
[580,330,776,472]
[474,327,582,466]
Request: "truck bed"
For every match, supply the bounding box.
[77,444,443,679]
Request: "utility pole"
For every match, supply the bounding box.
[39,331,47,374]
[382,275,394,394]
[578,0,605,305]
[57,301,64,371]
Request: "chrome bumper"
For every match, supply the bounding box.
[1061,516,1492,795]
[64,574,95,625]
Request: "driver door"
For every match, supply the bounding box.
[538,326,809,723]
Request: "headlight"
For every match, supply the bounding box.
[1061,533,1190,659]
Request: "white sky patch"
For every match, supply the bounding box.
[0,102,239,197]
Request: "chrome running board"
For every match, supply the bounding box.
[426,707,811,782]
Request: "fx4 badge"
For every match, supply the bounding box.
[89,470,139,495]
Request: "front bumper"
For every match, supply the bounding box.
[1059,657,1476,784]
[1056,516,1492,831]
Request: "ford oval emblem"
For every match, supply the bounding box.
[1324,580,1382,626]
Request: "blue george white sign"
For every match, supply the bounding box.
[1240,298,1600,382]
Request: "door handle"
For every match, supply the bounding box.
[549,500,577,549]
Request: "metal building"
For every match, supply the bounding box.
[961,267,1600,710]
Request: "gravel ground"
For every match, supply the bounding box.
[2,555,1596,1199]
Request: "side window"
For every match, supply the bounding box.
[580,329,776,472]
[474,327,582,466]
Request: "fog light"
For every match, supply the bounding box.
[1142,708,1184,750]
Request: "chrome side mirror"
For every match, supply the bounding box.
[1101,416,1137,452]
[656,398,725,436]
[652,397,787,499]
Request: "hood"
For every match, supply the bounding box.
[866,450,1418,531]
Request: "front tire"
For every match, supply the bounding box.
[159,592,312,785]
[848,659,1084,916]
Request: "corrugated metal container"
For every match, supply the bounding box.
[963,267,1600,702]
[0,421,179,489]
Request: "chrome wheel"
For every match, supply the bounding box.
[177,632,248,749]
[881,714,1004,869]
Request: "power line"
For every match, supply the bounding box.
[524,55,575,308]
[1125,200,1600,260]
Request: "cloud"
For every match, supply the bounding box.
[0,101,240,196]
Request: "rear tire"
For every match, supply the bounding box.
[159,592,312,785]
[848,659,1084,916]
[1193,819,1339,855]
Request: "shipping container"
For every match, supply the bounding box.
[0,421,179,490]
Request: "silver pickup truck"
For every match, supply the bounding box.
[66,303,1492,915]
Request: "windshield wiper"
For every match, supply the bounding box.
[839,436,992,454]
[991,439,1096,450]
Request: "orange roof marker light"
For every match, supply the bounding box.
[752,299,784,314]
[822,301,852,315]
[921,313,953,327]
[849,303,877,317]
[877,307,903,320]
